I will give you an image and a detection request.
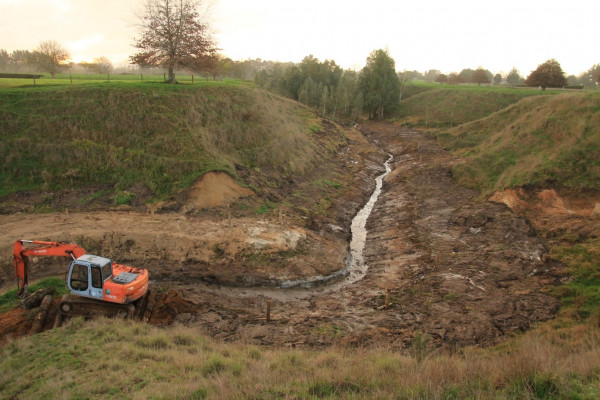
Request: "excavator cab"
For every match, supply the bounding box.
[14,239,148,305]
[67,254,112,301]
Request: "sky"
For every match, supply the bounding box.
[0,0,598,76]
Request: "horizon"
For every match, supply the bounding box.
[0,0,598,77]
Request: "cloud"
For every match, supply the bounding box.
[69,33,104,52]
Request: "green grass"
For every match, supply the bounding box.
[0,82,323,201]
[396,83,564,129]
[0,277,68,313]
[0,73,245,90]
[435,92,600,195]
[1,317,600,399]
[551,239,600,320]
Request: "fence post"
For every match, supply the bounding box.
[163,73,166,82]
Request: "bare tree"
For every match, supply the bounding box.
[32,40,70,78]
[131,0,217,83]
[93,56,113,74]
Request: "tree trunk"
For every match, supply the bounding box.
[168,66,176,84]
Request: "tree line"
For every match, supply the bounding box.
[0,41,113,77]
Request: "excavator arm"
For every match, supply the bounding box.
[13,240,87,296]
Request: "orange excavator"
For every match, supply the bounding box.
[14,239,150,320]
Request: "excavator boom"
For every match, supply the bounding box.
[14,240,87,296]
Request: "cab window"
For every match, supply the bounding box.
[70,264,88,291]
[91,266,102,289]
[101,262,112,281]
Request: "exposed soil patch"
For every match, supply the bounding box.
[180,172,255,209]
[0,123,564,349]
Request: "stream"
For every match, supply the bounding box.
[205,153,394,301]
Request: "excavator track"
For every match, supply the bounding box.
[53,289,153,328]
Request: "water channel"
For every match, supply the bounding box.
[209,153,394,301]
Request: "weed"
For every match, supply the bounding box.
[255,201,276,215]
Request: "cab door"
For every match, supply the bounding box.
[68,262,91,297]
[89,265,104,299]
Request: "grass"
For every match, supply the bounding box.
[395,83,564,129]
[1,317,600,399]
[0,72,240,90]
[0,81,324,202]
[435,92,600,195]
[550,238,600,321]
[0,277,68,313]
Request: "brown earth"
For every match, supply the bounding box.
[0,122,573,349]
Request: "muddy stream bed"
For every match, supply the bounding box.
[0,123,562,349]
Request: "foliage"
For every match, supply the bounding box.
[435,73,448,84]
[30,40,70,78]
[358,49,401,120]
[92,57,113,74]
[471,68,490,85]
[506,67,523,85]
[447,72,465,85]
[525,59,568,90]
[131,0,217,83]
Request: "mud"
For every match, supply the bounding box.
[0,122,566,348]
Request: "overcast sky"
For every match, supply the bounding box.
[1,0,598,76]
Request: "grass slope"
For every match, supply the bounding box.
[437,92,600,195]
[0,82,326,200]
[1,317,599,399]
[396,85,559,129]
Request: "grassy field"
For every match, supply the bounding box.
[0,72,217,89]
[0,315,599,399]
[0,79,329,202]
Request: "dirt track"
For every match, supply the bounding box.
[0,123,566,348]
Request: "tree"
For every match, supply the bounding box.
[525,59,567,90]
[31,40,70,78]
[459,68,475,83]
[493,73,502,85]
[424,69,441,82]
[471,68,490,85]
[358,49,401,120]
[435,74,448,84]
[131,0,217,83]
[0,49,9,71]
[9,50,33,72]
[93,56,113,74]
[447,73,465,85]
[506,67,522,85]
[397,71,412,100]
[586,64,600,86]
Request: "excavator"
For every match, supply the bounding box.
[13,239,151,322]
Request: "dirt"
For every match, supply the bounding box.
[0,122,575,349]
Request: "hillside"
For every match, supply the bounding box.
[1,83,600,399]
[0,82,345,207]
[437,92,600,195]
[1,317,599,399]
[395,85,556,128]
